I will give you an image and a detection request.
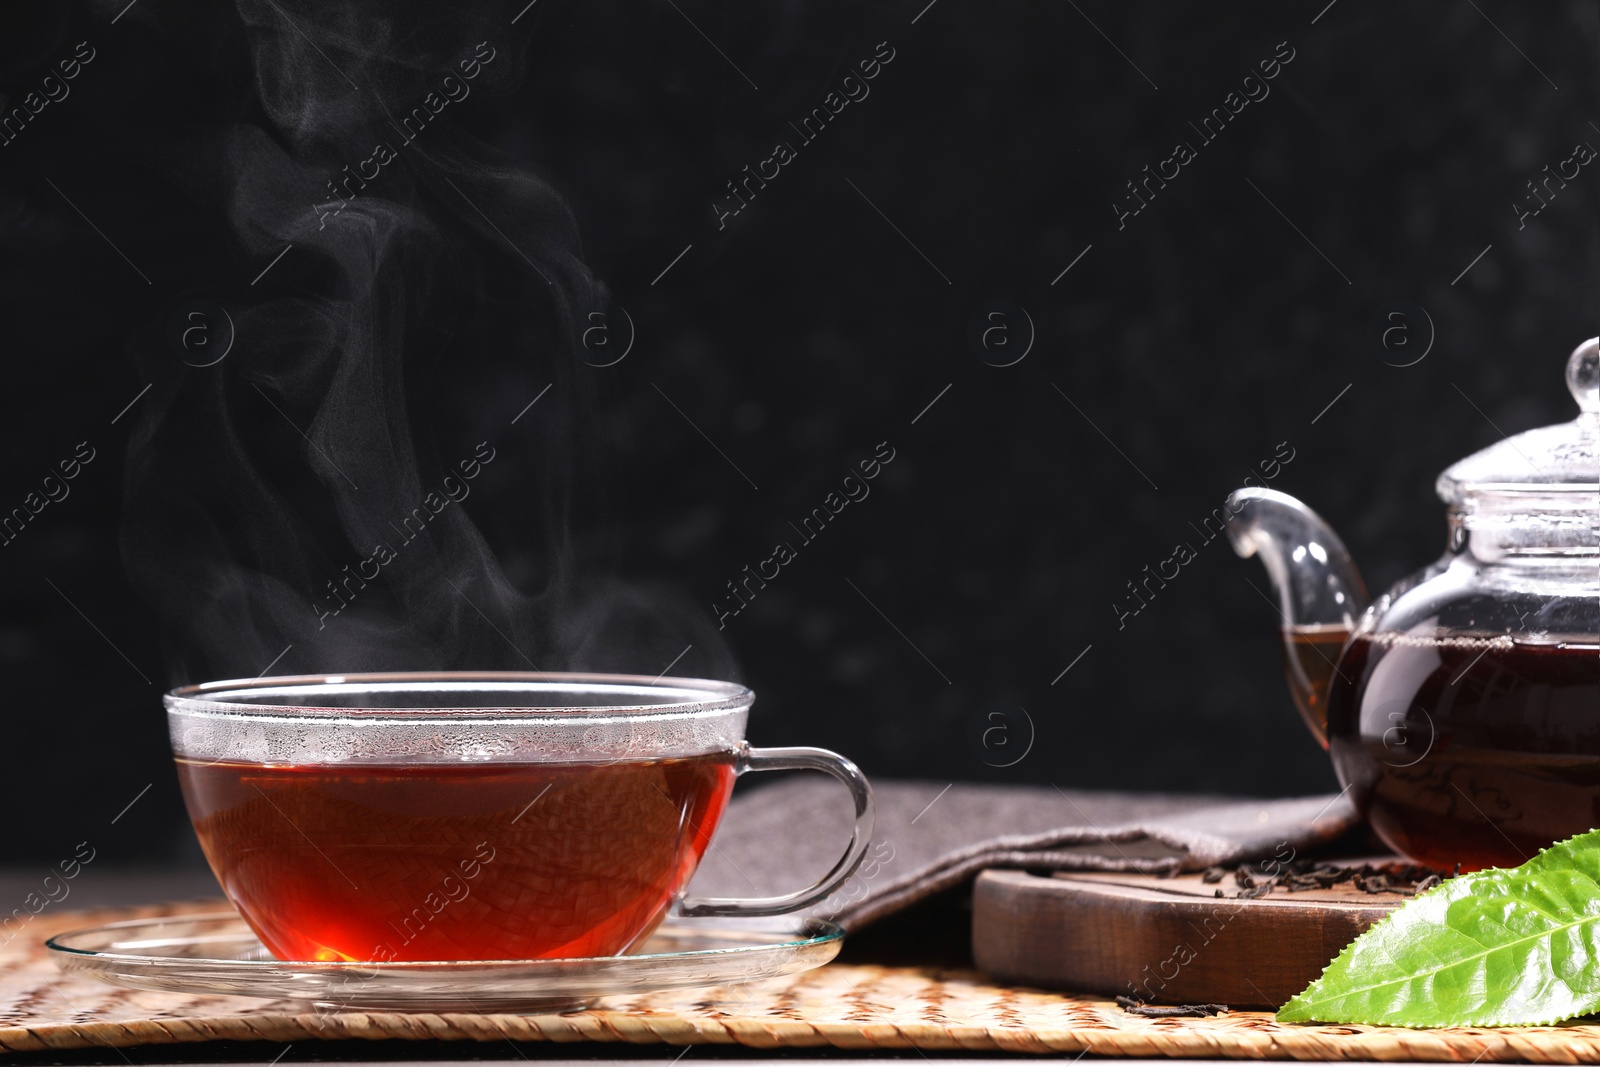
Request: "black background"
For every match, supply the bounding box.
[0,0,1595,868]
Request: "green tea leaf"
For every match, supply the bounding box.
[1278,830,1600,1028]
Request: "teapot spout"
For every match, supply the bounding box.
[1224,488,1369,747]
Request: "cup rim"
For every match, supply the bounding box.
[164,671,754,722]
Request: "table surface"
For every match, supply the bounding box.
[0,869,1530,1066]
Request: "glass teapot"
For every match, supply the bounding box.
[1227,338,1600,871]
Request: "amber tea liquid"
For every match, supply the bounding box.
[1327,631,1600,871]
[1282,623,1350,745]
[176,754,736,962]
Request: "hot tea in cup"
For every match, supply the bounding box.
[166,673,873,963]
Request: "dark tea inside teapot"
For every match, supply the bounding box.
[1228,338,1600,871]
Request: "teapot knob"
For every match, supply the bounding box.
[1569,337,1599,413]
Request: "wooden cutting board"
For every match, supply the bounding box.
[972,862,1413,1009]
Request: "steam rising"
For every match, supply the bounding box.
[121,0,731,685]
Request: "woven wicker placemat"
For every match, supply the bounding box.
[5,903,1600,1061]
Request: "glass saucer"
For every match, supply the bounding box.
[47,912,843,1012]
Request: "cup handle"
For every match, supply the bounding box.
[677,744,875,918]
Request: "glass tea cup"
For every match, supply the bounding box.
[165,672,874,963]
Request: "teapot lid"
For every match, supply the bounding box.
[1436,337,1600,506]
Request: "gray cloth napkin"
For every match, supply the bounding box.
[684,779,1358,928]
